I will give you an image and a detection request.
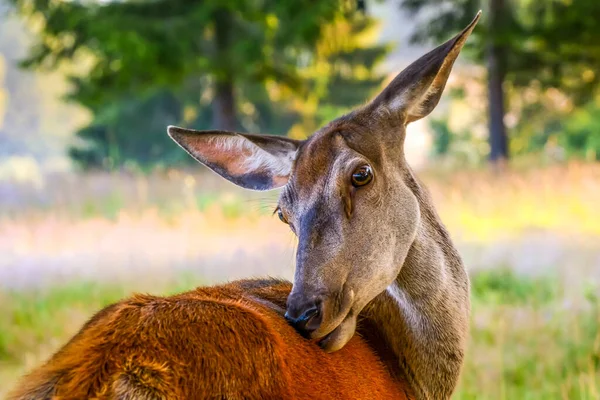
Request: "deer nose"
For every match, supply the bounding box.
[285,300,323,337]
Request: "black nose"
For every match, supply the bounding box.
[285,301,322,337]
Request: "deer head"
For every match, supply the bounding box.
[168,13,480,353]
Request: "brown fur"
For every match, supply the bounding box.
[10,13,482,400]
[9,280,410,400]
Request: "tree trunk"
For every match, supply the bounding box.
[212,80,237,131]
[487,0,509,166]
[212,9,237,131]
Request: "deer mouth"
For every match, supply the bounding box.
[311,287,357,352]
[315,313,358,353]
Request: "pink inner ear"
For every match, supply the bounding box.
[177,131,296,190]
[271,174,289,187]
[202,145,254,176]
[185,135,257,176]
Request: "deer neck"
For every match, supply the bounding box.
[361,172,470,400]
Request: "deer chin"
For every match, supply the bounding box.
[317,314,358,353]
[305,286,357,352]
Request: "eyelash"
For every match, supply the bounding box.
[275,208,288,224]
[275,208,297,235]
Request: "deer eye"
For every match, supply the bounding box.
[351,165,373,187]
[276,208,288,224]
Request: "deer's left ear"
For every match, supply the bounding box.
[369,11,481,123]
[168,126,302,191]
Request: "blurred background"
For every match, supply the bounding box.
[1,0,599,398]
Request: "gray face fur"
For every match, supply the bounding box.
[168,13,480,353]
[277,119,421,351]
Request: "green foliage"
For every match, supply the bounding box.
[508,95,600,161]
[402,0,600,164]
[9,0,387,169]
[402,0,600,103]
[401,0,484,52]
[516,0,600,105]
[12,0,340,107]
[557,100,600,161]
[427,112,488,166]
[286,12,388,138]
[430,118,453,157]
[69,89,198,169]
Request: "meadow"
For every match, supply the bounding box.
[1,162,599,399]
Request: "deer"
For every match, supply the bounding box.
[9,13,480,400]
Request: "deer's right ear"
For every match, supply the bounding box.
[368,11,481,124]
[168,126,302,191]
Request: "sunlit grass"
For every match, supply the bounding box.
[423,162,600,240]
[3,162,599,240]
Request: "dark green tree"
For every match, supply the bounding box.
[8,0,388,169]
[68,87,209,169]
[9,0,344,131]
[399,0,600,165]
[9,0,388,168]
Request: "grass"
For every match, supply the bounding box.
[470,267,561,306]
[1,270,598,399]
[422,162,600,240]
[457,269,600,399]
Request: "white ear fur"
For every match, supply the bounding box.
[206,135,297,177]
[168,126,301,191]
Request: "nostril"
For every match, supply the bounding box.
[298,306,319,323]
[285,304,322,336]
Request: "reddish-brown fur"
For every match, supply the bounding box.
[9,279,412,399]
